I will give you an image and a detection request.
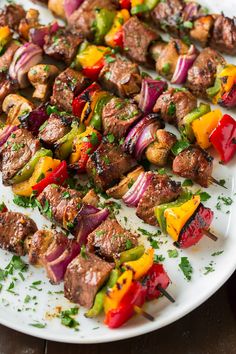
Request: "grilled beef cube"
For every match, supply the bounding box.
[44,28,83,65]
[102,97,141,139]
[0,128,40,185]
[151,0,184,35]
[68,0,117,38]
[210,15,236,55]
[87,218,138,261]
[0,4,26,31]
[153,88,197,126]
[123,16,159,66]
[28,229,54,266]
[186,48,226,98]
[64,252,113,308]
[0,212,37,256]
[155,39,190,80]
[86,141,137,191]
[172,145,213,187]
[38,113,72,147]
[0,41,20,72]
[99,57,141,98]
[190,15,214,47]
[51,68,91,113]
[37,184,82,226]
[136,173,182,226]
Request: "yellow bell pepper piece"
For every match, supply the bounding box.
[76,45,109,68]
[123,248,154,280]
[131,0,144,6]
[105,10,130,48]
[12,156,60,196]
[0,26,11,51]
[192,109,222,149]
[164,195,201,241]
[81,90,107,126]
[103,270,133,314]
[70,126,97,164]
[218,64,236,93]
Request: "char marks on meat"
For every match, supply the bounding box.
[172,145,213,187]
[210,15,236,55]
[28,229,54,266]
[136,173,182,226]
[123,16,159,66]
[186,48,226,98]
[86,141,137,191]
[99,57,142,98]
[51,68,91,113]
[87,218,138,261]
[0,4,26,31]
[64,252,113,308]
[0,128,40,185]
[0,212,37,256]
[102,97,141,139]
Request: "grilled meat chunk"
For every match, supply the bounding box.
[0,212,37,256]
[86,141,137,191]
[186,48,226,98]
[44,28,83,64]
[210,15,236,55]
[123,16,159,66]
[0,74,18,114]
[38,113,72,147]
[153,88,197,125]
[155,39,189,80]
[136,173,182,226]
[64,252,113,308]
[190,15,214,47]
[0,4,26,31]
[172,145,213,187]
[99,57,141,98]
[0,129,40,185]
[51,68,91,113]
[87,218,138,261]
[0,41,20,72]
[151,0,184,35]
[102,97,141,139]
[28,229,54,266]
[37,184,82,226]
[68,0,117,38]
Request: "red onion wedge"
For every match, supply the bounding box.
[9,43,43,88]
[139,78,167,114]
[19,103,49,136]
[182,1,202,21]
[134,120,160,160]
[0,125,18,147]
[220,85,236,108]
[123,172,152,207]
[64,0,85,18]
[123,113,161,155]
[29,21,59,47]
[171,45,198,85]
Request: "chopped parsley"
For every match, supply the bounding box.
[168,249,179,258]
[125,239,133,250]
[13,195,37,209]
[211,250,224,257]
[162,63,171,75]
[62,191,71,199]
[183,21,193,29]
[203,262,215,275]
[106,133,115,143]
[167,102,176,116]
[29,322,47,328]
[80,245,87,259]
[157,168,167,175]
[153,254,165,263]
[60,307,79,329]
[197,191,211,202]
[182,179,193,187]
[179,257,193,281]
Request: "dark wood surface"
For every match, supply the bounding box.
[1,271,236,354]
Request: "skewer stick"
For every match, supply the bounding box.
[209,177,227,189]
[156,285,175,303]
[204,229,218,242]
[133,306,155,322]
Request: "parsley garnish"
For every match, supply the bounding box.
[29,322,47,328]
[60,307,79,329]
[182,179,193,187]
[179,257,193,281]
[168,249,179,258]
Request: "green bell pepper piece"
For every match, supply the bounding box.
[54,123,85,160]
[145,0,160,10]
[118,245,145,265]
[11,148,52,184]
[85,269,119,318]
[180,103,211,142]
[90,93,113,131]
[154,190,192,234]
[206,77,221,99]
[94,9,116,44]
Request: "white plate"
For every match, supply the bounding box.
[0,0,236,344]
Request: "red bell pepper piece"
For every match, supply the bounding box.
[209,114,236,163]
[32,161,68,195]
[72,82,101,117]
[177,204,214,249]
[104,281,147,329]
[144,263,170,301]
[113,28,124,48]
[82,58,105,82]
[0,202,8,213]
[119,0,131,9]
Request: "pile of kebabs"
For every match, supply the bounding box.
[0,0,235,329]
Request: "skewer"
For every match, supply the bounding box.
[204,229,218,242]
[209,177,228,189]
[156,285,175,303]
[133,306,155,322]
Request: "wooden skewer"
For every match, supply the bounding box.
[133,306,155,322]
[209,177,227,189]
[156,285,175,303]
[204,229,218,242]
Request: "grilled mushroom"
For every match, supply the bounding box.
[2,94,34,125]
[28,64,59,101]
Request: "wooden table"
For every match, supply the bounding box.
[1,270,236,354]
